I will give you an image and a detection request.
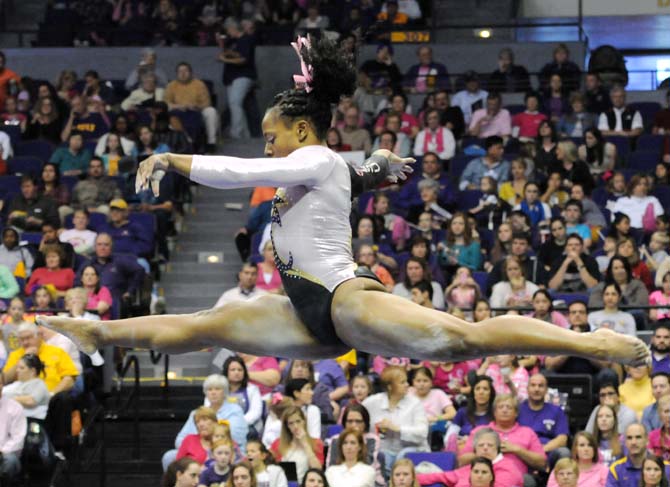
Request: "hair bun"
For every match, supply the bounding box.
[301,36,356,105]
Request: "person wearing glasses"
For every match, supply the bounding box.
[585,381,637,435]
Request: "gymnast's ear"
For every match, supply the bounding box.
[295,119,312,142]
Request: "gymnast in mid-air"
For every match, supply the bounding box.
[40,36,648,366]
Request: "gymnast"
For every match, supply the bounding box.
[39,37,648,366]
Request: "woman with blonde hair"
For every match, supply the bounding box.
[548,432,607,487]
[489,255,539,310]
[389,459,420,487]
[550,458,579,487]
[269,406,324,483]
[553,140,594,194]
[176,406,218,464]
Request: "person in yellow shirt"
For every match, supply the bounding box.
[619,364,655,420]
[2,322,78,394]
[164,62,219,152]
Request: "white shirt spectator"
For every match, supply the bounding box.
[256,465,289,487]
[362,392,429,454]
[2,378,50,419]
[94,133,137,157]
[587,309,637,337]
[611,195,663,228]
[60,228,97,256]
[598,108,643,132]
[326,462,376,487]
[0,131,13,160]
[215,286,267,308]
[262,403,321,448]
[413,127,456,160]
[0,395,26,455]
[120,87,165,111]
[489,281,539,309]
[381,0,422,19]
[452,89,489,125]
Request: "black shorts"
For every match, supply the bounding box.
[280,266,381,347]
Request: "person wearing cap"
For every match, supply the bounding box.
[360,43,403,92]
[49,131,92,177]
[468,93,512,139]
[404,46,449,94]
[101,199,154,261]
[120,72,165,112]
[452,71,489,125]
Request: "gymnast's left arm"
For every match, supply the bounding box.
[348,149,415,197]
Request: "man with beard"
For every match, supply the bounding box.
[651,322,670,374]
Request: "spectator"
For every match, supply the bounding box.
[2,298,32,356]
[50,131,92,177]
[434,89,466,139]
[81,70,114,106]
[459,394,546,480]
[372,123,411,158]
[163,375,248,469]
[468,93,512,139]
[357,244,394,292]
[606,423,653,487]
[325,428,375,487]
[283,377,322,438]
[340,106,372,154]
[598,86,644,138]
[94,116,137,157]
[80,265,112,320]
[199,438,234,486]
[651,324,670,374]
[165,62,219,150]
[71,157,122,214]
[0,228,33,284]
[619,365,654,420]
[617,237,652,290]
[174,405,218,465]
[529,288,569,327]
[219,18,257,142]
[583,72,611,115]
[0,261,18,303]
[0,128,12,161]
[269,406,324,483]
[570,184,606,228]
[641,232,670,274]
[120,72,165,111]
[214,262,267,308]
[478,355,528,401]
[413,109,455,160]
[40,162,72,222]
[548,234,600,292]
[327,127,351,153]
[552,141,594,195]
[360,44,402,92]
[239,353,281,399]
[400,151,456,210]
[490,255,539,310]
[99,132,127,176]
[393,257,445,310]
[653,91,670,135]
[374,93,419,139]
[512,91,547,142]
[585,382,637,435]
[558,92,597,138]
[404,46,449,94]
[125,48,168,91]
[639,456,670,487]
[562,199,592,247]
[448,375,495,451]
[25,245,75,297]
[222,356,263,434]
[0,95,27,132]
[647,394,670,460]
[590,404,624,466]
[295,4,330,36]
[609,211,633,241]
[376,0,409,26]
[164,458,202,487]
[487,48,531,93]
[362,365,429,471]
[459,136,510,190]
[534,120,559,177]
[0,370,25,482]
[32,221,75,271]
[409,366,456,424]
[0,353,49,420]
[612,174,663,229]
[61,95,109,142]
[452,71,488,125]
[642,371,670,432]
[80,233,145,306]
[539,43,581,93]
[0,51,20,112]
[101,198,153,259]
[59,209,98,257]
[369,192,411,251]
[589,256,649,310]
[444,267,481,312]
[514,182,551,228]
[380,0,421,19]
[24,97,62,145]
[545,301,611,375]
[246,439,288,487]
[498,159,528,206]
[486,232,547,294]
[438,212,481,272]
[538,217,568,272]
[418,428,522,487]
[542,74,569,124]
[8,175,60,232]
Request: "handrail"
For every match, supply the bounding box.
[150,350,171,394]
[114,354,141,459]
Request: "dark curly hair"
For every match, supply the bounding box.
[269,36,357,140]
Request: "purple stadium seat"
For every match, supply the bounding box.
[449,154,477,179]
[505,104,525,115]
[473,271,488,292]
[629,102,662,127]
[129,211,156,255]
[551,292,589,305]
[628,151,661,172]
[591,187,610,208]
[0,125,21,147]
[326,424,343,438]
[15,140,54,162]
[21,232,42,246]
[406,451,456,471]
[0,175,20,195]
[636,134,665,154]
[653,186,670,209]
[458,190,483,211]
[7,156,43,178]
[605,136,631,159]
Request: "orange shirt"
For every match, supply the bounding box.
[0,68,21,111]
[250,187,276,207]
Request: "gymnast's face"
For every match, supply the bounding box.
[262,108,316,158]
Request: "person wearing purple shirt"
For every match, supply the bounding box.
[100,199,154,258]
[651,323,670,375]
[451,375,495,439]
[397,151,456,211]
[314,359,349,405]
[518,374,569,468]
[606,423,670,487]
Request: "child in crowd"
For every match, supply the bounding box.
[477,354,528,401]
[199,439,234,486]
[650,272,670,322]
[641,231,670,271]
[444,266,481,313]
[246,439,288,487]
[468,176,499,218]
[596,235,617,273]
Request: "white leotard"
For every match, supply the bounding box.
[191,145,356,292]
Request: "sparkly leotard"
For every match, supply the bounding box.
[191,145,388,345]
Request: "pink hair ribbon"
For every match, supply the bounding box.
[291,36,313,92]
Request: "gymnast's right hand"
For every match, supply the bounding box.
[136,153,170,196]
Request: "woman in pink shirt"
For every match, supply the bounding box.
[648,395,670,461]
[547,432,608,487]
[650,272,670,322]
[256,241,282,292]
[81,265,113,320]
[240,353,280,397]
[478,355,528,401]
[409,366,456,423]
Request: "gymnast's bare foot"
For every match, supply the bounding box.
[36,315,104,356]
[592,328,650,366]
